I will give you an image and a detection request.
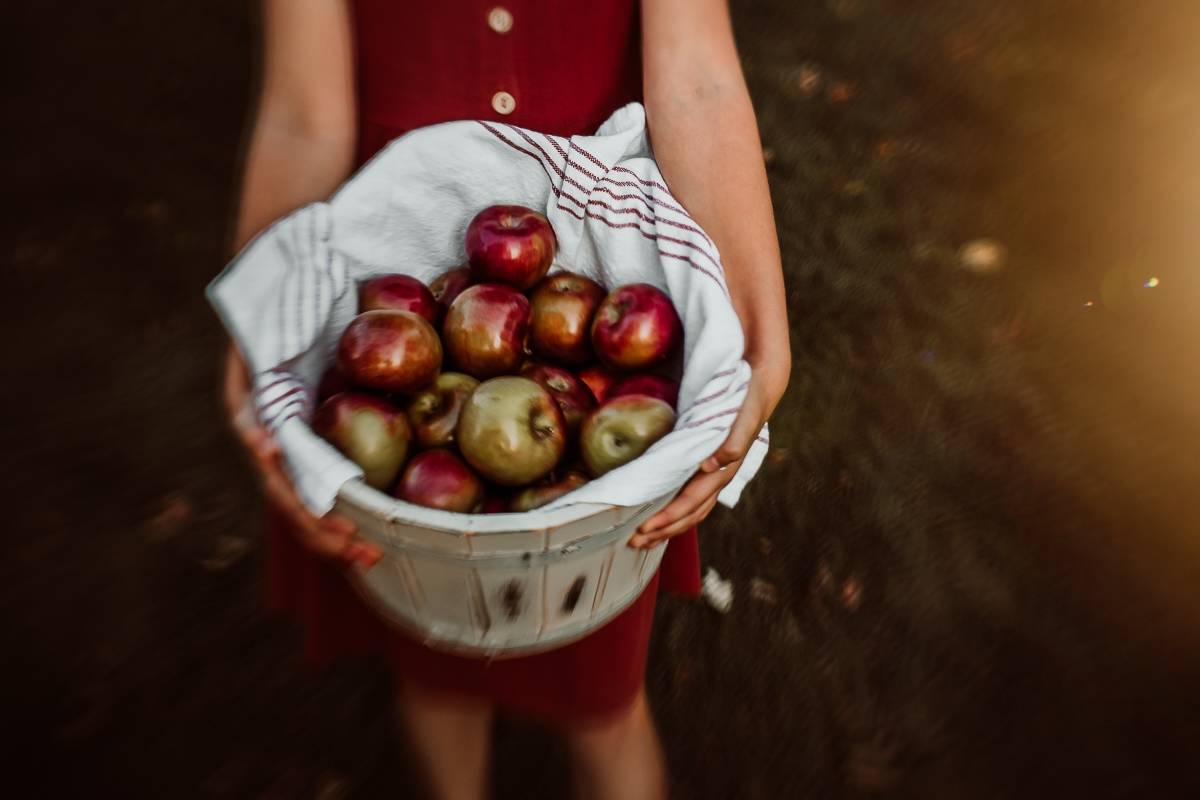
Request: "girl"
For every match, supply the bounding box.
[224,2,790,798]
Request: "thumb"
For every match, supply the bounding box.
[701,401,762,473]
[250,430,281,465]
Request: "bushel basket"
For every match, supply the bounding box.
[208,103,768,656]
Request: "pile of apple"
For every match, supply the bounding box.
[312,204,683,514]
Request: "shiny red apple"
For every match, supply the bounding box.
[608,374,680,409]
[393,449,485,513]
[520,363,596,432]
[577,365,618,405]
[456,376,566,486]
[430,265,473,312]
[528,272,605,365]
[442,284,530,379]
[337,310,442,394]
[358,274,439,323]
[312,392,412,490]
[510,470,589,512]
[481,493,510,514]
[406,372,479,449]
[465,205,556,290]
[580,395,676,477]
[590,283,683,371]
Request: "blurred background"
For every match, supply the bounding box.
[5,0,1200,797]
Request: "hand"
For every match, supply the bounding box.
[630,358,788,549]
[223,343,381,569]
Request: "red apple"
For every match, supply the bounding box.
[580,395,676,477]
[442,284,530,379]
[337,309,442,394]
[528,272,606,364]
[520,363,596,432]
[577,365,618,405]
[316,365,353,402]
[358,274,439,323]
[406,372,479,449]
[430,265,473,312]
[456,376,566,486]
[591,283,683,371]
[312,392,412,490]
[481,493,510,514]
[465,205,556,290]
[608,374,680,409]
[393,449,485,513]
[510,470,589,512]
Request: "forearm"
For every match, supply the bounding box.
[642,1,790,384]
[232,0,357,252]
[233,120,355,251]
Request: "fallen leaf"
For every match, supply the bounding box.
[143,492,192,541]
[199,535,251,572]
[750,577,779,606]
[841,576,863,611]
[828,80,859,103]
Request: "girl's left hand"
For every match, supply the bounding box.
[629,360,788,548]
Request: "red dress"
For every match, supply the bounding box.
[268,0,702,725]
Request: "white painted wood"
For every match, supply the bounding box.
[338,485,675,657]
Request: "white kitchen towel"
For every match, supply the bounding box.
[208,103,769,515]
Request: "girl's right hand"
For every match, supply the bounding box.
[223,343,381,569]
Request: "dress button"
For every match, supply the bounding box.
[491,91,516,115]
[487,7,513,34]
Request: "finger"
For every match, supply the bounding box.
[298,517,353,560]
[647,494,717,545]
[631,495,718,548]
[344,540,383,569]
[638,463,739,535]
[638,481,709,535]
[317,512,357,536]
[251,433,282,466]
[701,398,764,473]
[260,467,307,519]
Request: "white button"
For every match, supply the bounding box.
[487,7,513,34]
[491,91,516,115]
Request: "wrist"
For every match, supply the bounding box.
[745,346,791,393]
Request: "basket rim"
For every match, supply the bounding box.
[338,478,627,535]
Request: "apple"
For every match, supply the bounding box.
[520,363,596,432]
[406,372,479,449]
[316,365,353,402]
[481,493,510,514]
[456,376,566,486]
[430,265,473,312]
[528,272,606,364]
[465,205,556,290]
[608,374,680,409]
[580,395,676,477]
[590,283,683,371]
[312,392,412,490]
[510,470,589,512]
[393,449,485,513]
[358,274,439,323]
[442,284,530,379]
[577,365,618,405]
[337,309,442,394]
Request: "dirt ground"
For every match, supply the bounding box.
[5,1,1200,797]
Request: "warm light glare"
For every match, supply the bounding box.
[1144,277,1160,288]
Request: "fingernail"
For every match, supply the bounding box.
[629,536,645,548]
